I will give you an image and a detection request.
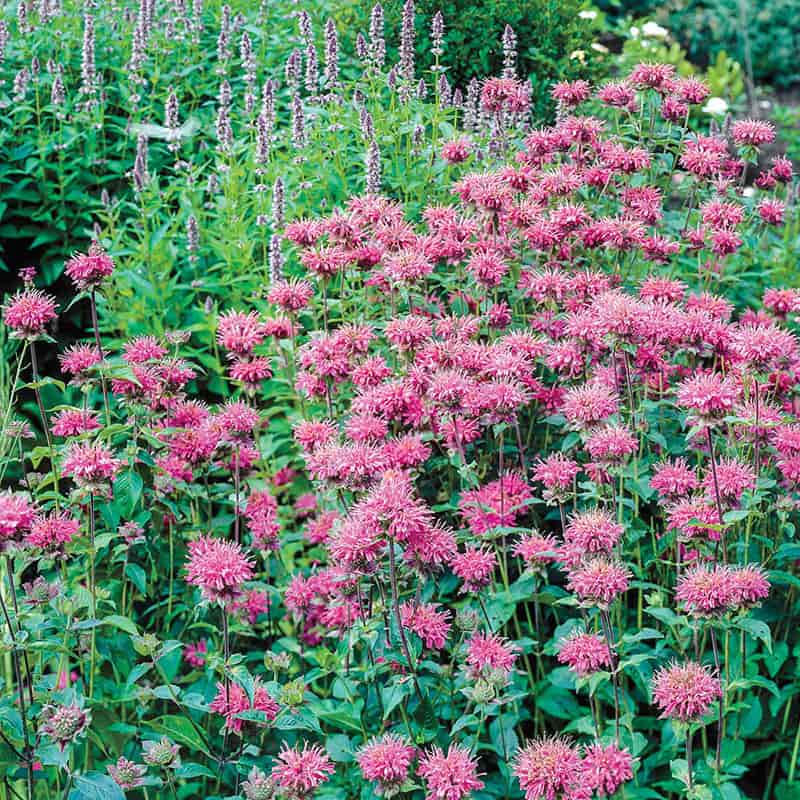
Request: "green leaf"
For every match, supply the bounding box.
[103,615,139,637]
[149,715,210,757]
[736,617,772,653]
[68,773,126,800]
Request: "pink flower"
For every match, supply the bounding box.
[514,736,588,800]
[26,512,80,551]
[466,632,519,678]
[418,744,484,800]
[676,564,736,616]
[650,459,699,500]
[459,473,532,534]
[561,384,619,429]
[582,744,634,797]
[400,602,451,650]
[629,62,675,91]
[0,491,36,548]
[2,289,57,339]
[357,734,416,790]
[567,558,630,607]
[441,138,473,163]
[451,546,496,593]
[680,135,727,178]
[107,757,147,790]
[564,509,623,554]
[532,453,579,503]
[729,564,770,608]
[481,77,530,113]
[59,344,102,378]
[123,335,168,363]
[585,425,637,463]
[731,118,775,147]
[64,243,115,289]
[62,441,122,487]
[185,536,254,602]
[271,743,335,795]
[216,310,268,356]
[676,372,739,422]
[702,457,754,504]
[210,678,279,732]
[758,199,786,225]
[551,80,591,107]
[652,661,722,721]
[183,639,208,668]
[514,533,559,568]
[557,632,612,676]
[51,409,102,438]
[267,279,314,312]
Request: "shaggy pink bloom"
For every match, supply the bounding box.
[466,632,519,678]
[676,564,736,615]
[597,81,636,109]
[700,200,744,230]
[551,80,591,107]
[0,491,36,546]
[229,357,273,388]
[758,199,786,225]
[652,661,722,721]
[386,315,433,351]
[185,536,254,602]
[64,243,115,289]
[59,344,102,378]
[357,734,416,791]
[451,546,496,592]
[557,632,612,676]
[731,118,775,147]
[629,62,675,90]
[667,499,721,541]
[640,277,686,303]
[702,457,754,504]
[729,564,770,608]
[3,289,57,339]
[285,218,324,246]
[459,473,532,534]
[271,743,335,795]
[514,533,559,568]
[481,77,530,113]
[466,250,508,288]
[561,383,619,429]
[441,138,473,163]
[418,744,484,800]
[567,558,630,606]
[384,250,434,284]
[650,458,699,500]
[123,336,167,363]
[532,453,579,503]
[400,602,451,650]
[731,323,797,370]
[218,400,261,438]
[183,639,208,668]
[514,736,588,800]
[107,757,147,790]
[710,228,742,256]
[26,512,80,551]
[62,441,122,487]
[582,744,634,797]
[294,419,337,451]
[676,372,739,421]
[675,77,710,104]
[585,425,637,463]
[680,135,727,178]
[216,310,267,355]
[267,279,314,312]
[564,509,623,554]
[51,409,102,438]
[210,678,279,732]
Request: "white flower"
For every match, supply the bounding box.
[630,25,640,38]
[642,21,669,38]
[579,9,598,19]
[702,97,729,116]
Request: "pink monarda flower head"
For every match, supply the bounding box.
[480,76,530,113]
[64,242,115,290]
[652,661,722,721]
[629,62,675,91]
[650,458,699,501]
[268,278,314,312]
[729,564,770,609]
[758,198,786,225]
[557,631,612,676]
[466,632,519,680]
[567,557,631,607]
[418,744,484,800]
[551,80,590,107]
[217,310,268,355]
[61,441,122,488]
[209,678,279,732]
[532,452,579,504]
[564,509,623,554]
[356,733,416,794]
[676,371,739,423]
[582,744,634,797]
[59,344,102,381]
[702,457,754,505]
[585,425,637,464]
[51,408,102,438]
[39,703,91,750]
[26,512,80,552]
[513,736,588,800]
[107,756,147,790]
[2,288,57,339]
[731,118,775,148]
[185,536,254,603]
[441,137,473,164]
[675,564,736,616]
[123,335,168,363]
[271,742,335,797]
[0,491,36,550]
[400,602,451,650]
[183,639,208,668]
[514,533,559,570]
[451,546,496,593]
[561,383,619,430]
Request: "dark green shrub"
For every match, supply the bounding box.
[360,0,603,120]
